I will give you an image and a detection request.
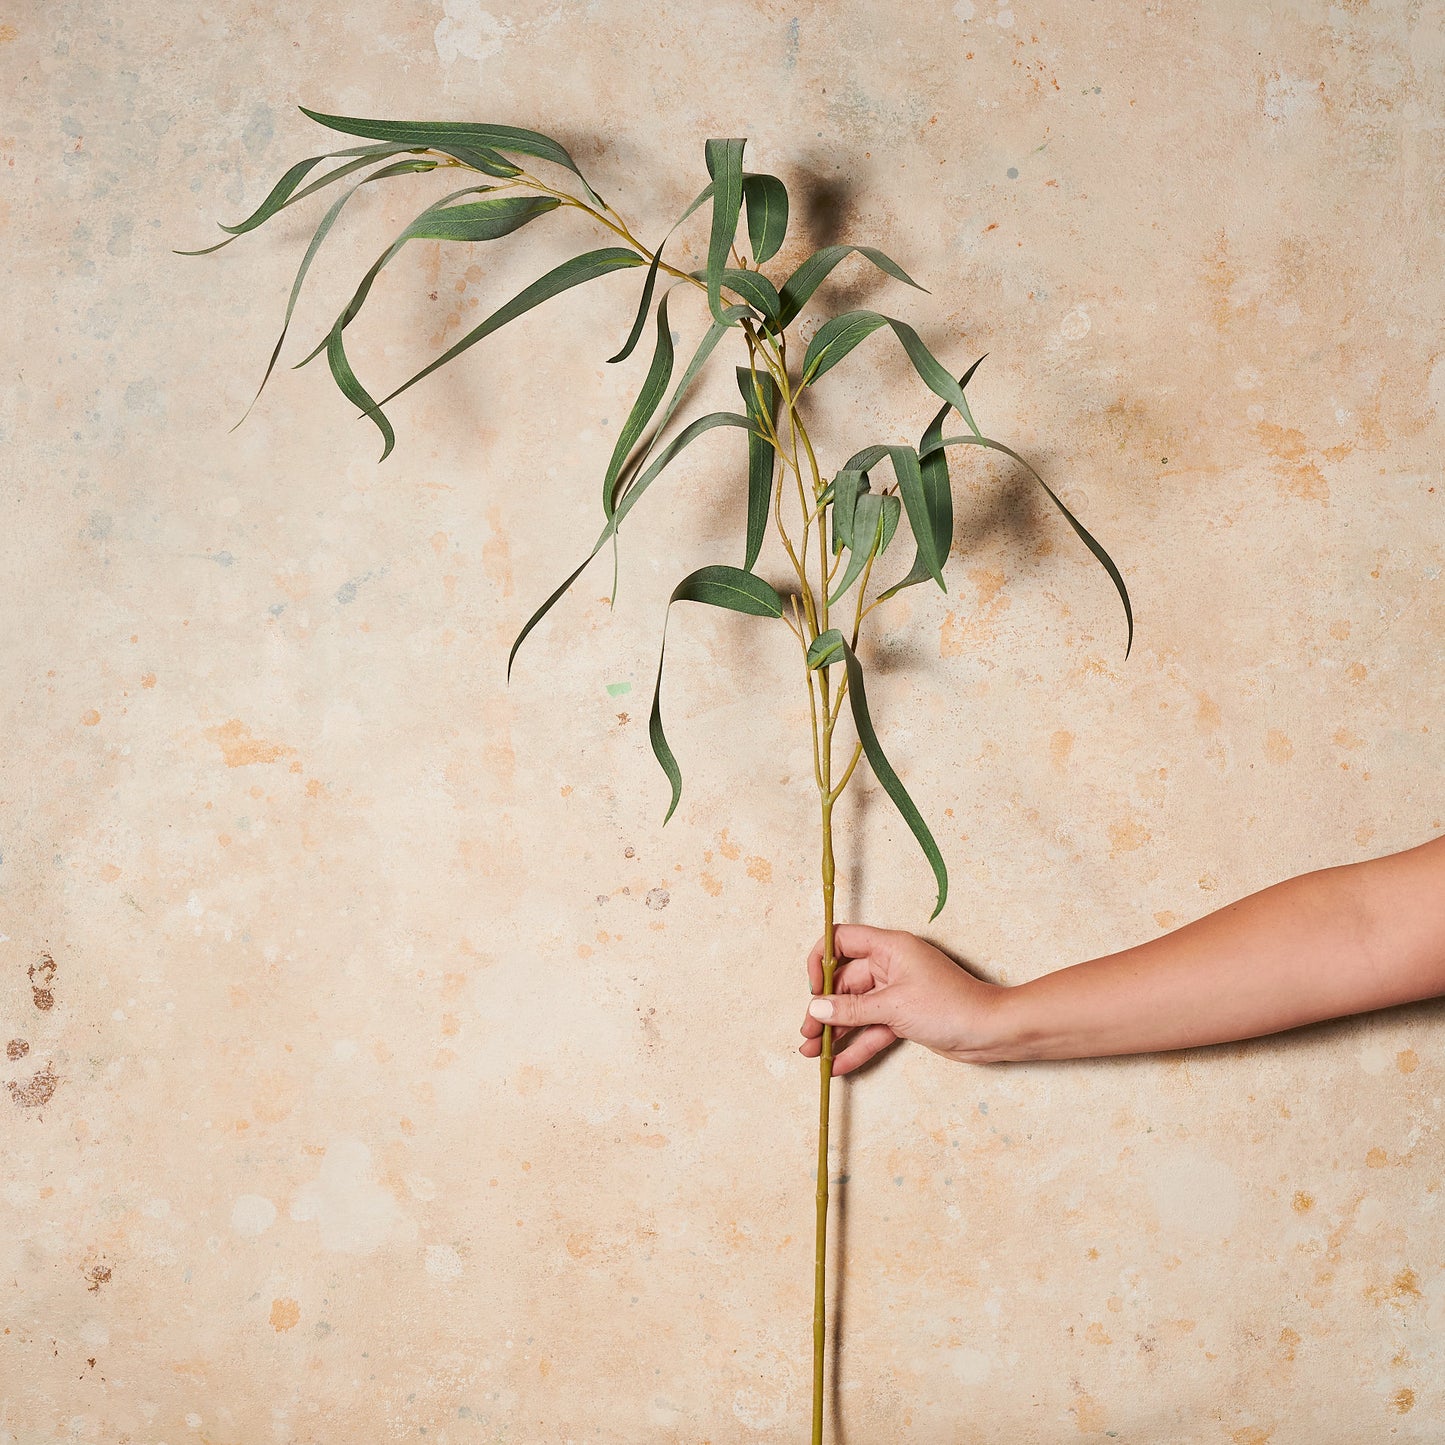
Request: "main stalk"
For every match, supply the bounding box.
[813,766,837,1442]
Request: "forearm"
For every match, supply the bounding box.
[983,836,1445,1062]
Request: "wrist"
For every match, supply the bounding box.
[950,979,1042,1064]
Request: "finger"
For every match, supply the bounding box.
[799,1022,858,1058]
[807,923,894,992]
[806,987,896,1031]
[801,961,876,1038]
[830,1024,898,1076]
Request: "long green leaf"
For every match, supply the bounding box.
[829,445,889,554]
[432,144,523,178]
[239,156,440,423]
[326,326,394,461]
[650,565,784,822]
[720,267,780,322]
[300,107,607,208]
[927,435,1134,658]
[704,139,746,325]
[876,367,982,601]
[402,194,560,242]
[370,248,646,419]
[776,244,925,330]
[610,304,753,510]
[736,366,779,572]
[175,144,423,256]
[800,311,983,441]
[800,311,889,385]
[603,288,678,519]
[509,411,760,677]
[885,444,948,592]
[828,493,884,605]
[608,181,713,365]
[807,630,948,919]
[742,173,789,263]
[294,182,500,369]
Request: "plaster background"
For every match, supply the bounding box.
[3,0,1444,1440]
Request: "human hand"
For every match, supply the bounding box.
[800,924,1011,1074]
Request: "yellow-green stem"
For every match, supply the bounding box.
[813,769,836,1445]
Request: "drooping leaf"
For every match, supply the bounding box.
[800,312,984,441]
[742,173,789,263]
[806,631,948,919]
[703,138,746,325]
[299,107,607,208]
[370,248,646,418]
[775,244,925,330]
[293,182,501,369]
[603,287,678,520]
[831,470,868,555]
[509,411,761,676]
[326,325,394,461]
[239,156,441,423]
[828,493,884,605]
[737,366,779,573]
[610,304,753,508]
[174,143,421,256]
[876,367,983,601]
[879,493,902,551]
[608,181,713,365]
[650,565,785,822]
[925,435,1135,657]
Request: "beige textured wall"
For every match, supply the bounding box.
[4,0,1444,1440]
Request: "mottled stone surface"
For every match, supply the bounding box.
[3,1,1444,1440]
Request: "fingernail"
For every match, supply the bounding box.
[808,998,834,1020]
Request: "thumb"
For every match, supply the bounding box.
[808,990,894,1030]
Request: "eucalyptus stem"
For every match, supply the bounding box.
[194,116,1134,1445]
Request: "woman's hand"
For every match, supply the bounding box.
[800,924,1011,1075]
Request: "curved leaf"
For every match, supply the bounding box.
[800,311,983,441]
[608,181,713,365]
[742,173,789,263]
[829,445,889,554]
[402,194,560,242]
[509,411,760,677]
[776,244,925,330]
[737,367,780,572]
[927,435,1134,658]
[650,565,784,822]
[704,138,746,324]
[432,143,523,178]
[300,107,607,208]
[371,248,646,417]
[603,287,678,520]
[807,631,948,919]
[828,493,884,605]
[720,266,781,322]
[611,304,753,508]
[175,143,419,256]
[240,156,440,423]
[800,311,889,385]
[293,182,501,369]
[326,326,394,461]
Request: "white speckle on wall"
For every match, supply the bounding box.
[230,1195,277,1236]
[288,1140,411,1254]
[434,0,511,71]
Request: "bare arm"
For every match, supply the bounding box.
[800,834,1445,1073]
